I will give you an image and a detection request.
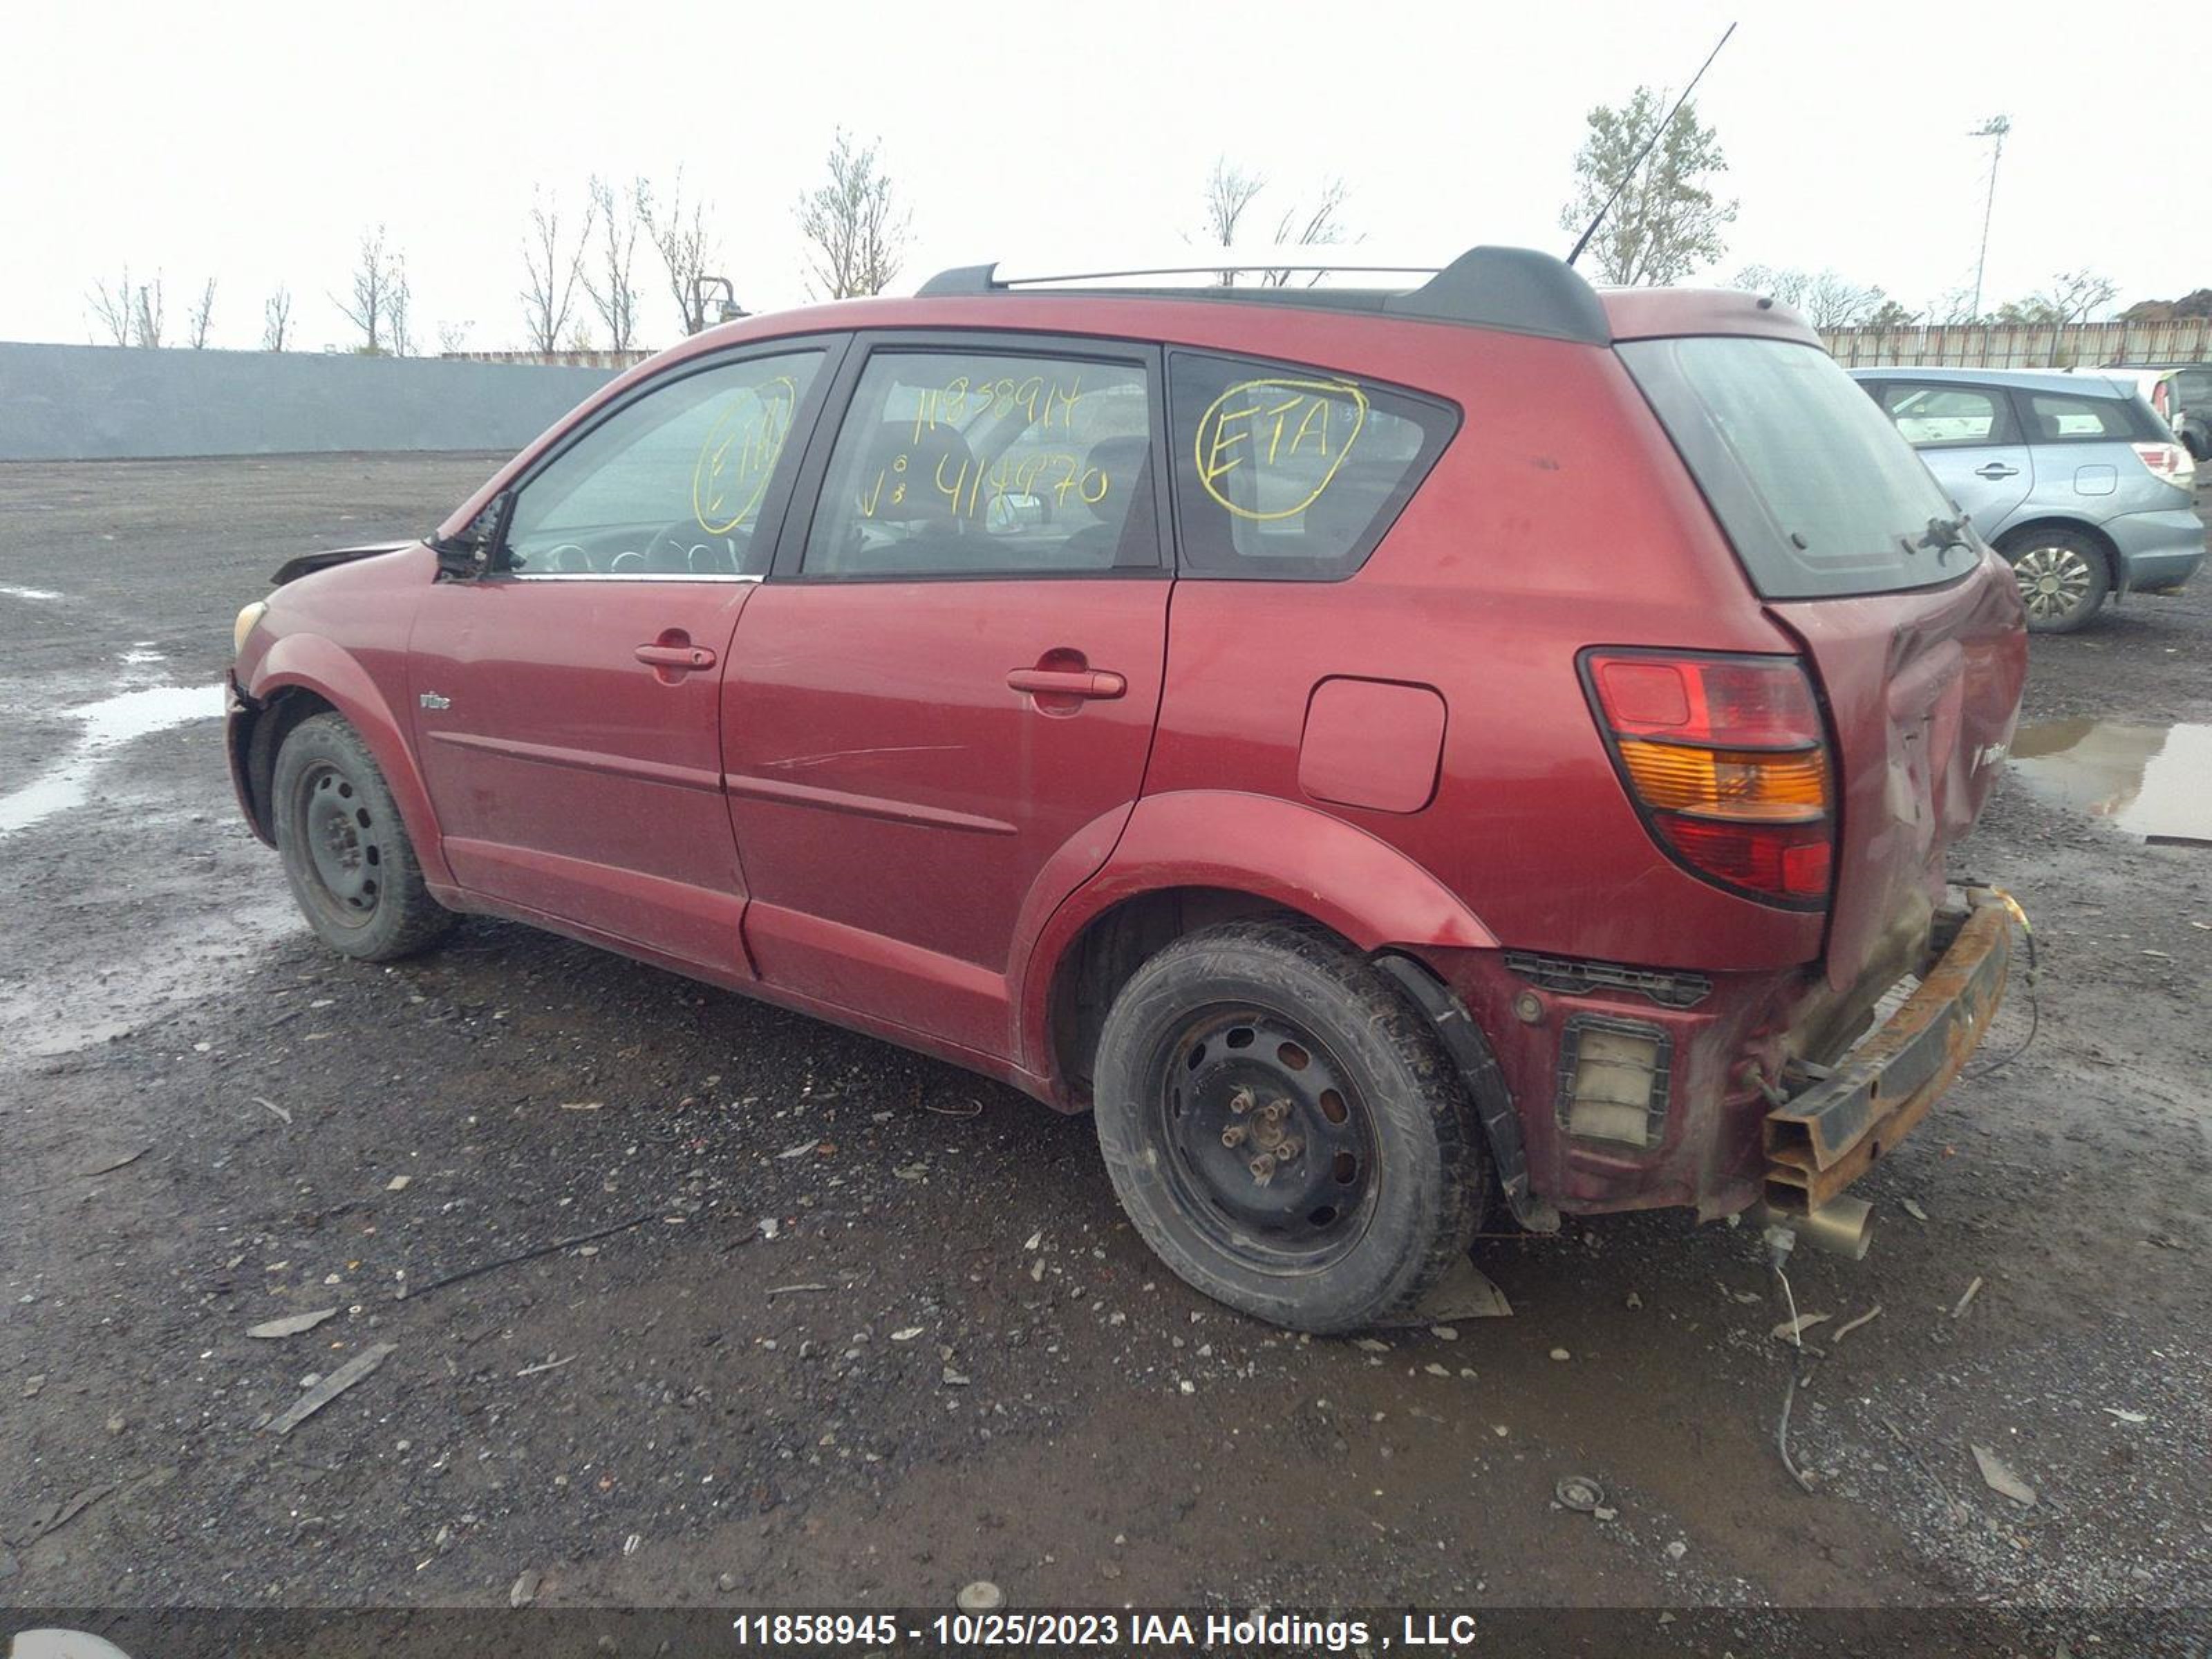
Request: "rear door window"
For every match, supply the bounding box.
[1876,382,2015,448]
[1165,351,1456,579]
[800,345,1158,578]
[1620,335,1976,599]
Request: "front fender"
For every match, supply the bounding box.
[245,632,453,888]
[1013,789,1497,1080]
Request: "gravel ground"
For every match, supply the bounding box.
[1,455,2208,1640]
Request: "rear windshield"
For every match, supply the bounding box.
[1619,335,1978,600]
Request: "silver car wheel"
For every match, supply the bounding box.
[2012,543,2095,623]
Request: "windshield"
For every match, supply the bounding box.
[1620,335,1976,600]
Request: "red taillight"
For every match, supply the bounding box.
[1583,650,1835,909]
[2132,440,2195,489]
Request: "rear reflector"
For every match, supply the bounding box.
[1583,650,1835,909]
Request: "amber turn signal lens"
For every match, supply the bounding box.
[1616,739,1828,823]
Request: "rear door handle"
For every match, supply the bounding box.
[635,643,716,670]
[1974,463,2020,479]
[1006,667,1126,700]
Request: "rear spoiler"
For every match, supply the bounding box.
[271,542,412,587]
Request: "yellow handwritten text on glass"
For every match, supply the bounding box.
[693,375,801,534]
[1193,377,1367,522]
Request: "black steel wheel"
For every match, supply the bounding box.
[272,712,453,961]
[1147,1006,1379,1273]
[1093,921,1491,1333]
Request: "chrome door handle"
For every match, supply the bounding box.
[1974,464,2019,479]
[1006,668,1126,700]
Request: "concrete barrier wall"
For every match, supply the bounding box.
[0,342,621,461]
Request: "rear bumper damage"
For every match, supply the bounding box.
[1761,887,2012,1214]
[1416,887,2014,1230]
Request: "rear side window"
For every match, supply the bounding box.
[1620,335,1976,600]
[1167,351,1456,580]
[803,348,1156,578]
[1875,382,2014,448]
[2016,389,2148,443]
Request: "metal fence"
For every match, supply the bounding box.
[1819,319,2212,371]
[0,342,619,461]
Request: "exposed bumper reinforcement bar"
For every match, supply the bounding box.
[1762,888,2013,1215]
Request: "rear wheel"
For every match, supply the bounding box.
[272,712,453,961]
[1091,921,1490,1333]
[2000,528,2109,633]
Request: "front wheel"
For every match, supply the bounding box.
[2000,529,2110,633]
[272,712,454,961]
[1091,921,1491,1333]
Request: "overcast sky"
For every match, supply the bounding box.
[5,0,2202,353]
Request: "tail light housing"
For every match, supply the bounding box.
[1581,649,1834,910]
[2131,440,2195,491]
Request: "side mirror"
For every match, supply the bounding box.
[433,491,513,580]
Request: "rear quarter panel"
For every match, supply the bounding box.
[1138,328,1826,973]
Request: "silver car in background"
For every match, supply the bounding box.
[1850,365,2204,632]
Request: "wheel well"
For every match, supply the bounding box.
[1996,517,2119,587]
[1047,887,1351,1107]
[244,687,337,834]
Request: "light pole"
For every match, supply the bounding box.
[1969,115,2010,319]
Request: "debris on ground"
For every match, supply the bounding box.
[247,1308,337,1340]
[266,1342,396,1435]
[1970,1443,2037,1507]
[397,1212,659,1302]
[1772,1311,1831,1342]
[19,1481,116,1544]
[1951,1277,1985,1319]
[1555,1474,1606,1513]
[957,1581,1004,1613]
[254,1096,290,1124]
[1831,1305,1883,1343]
[2101,1407,2148,1424]
[79,1146,149,1177]
[1901,1199,1929,1222]
[509,1568,541,1608]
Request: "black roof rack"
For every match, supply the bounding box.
[913,245,1610,346]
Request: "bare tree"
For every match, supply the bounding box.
[1995,268,2119,327]
[131,274,166,348]
[1261,178,1353,288]
[262,286,294,351]
[1202,158,1267,247]
[521,187,594,354]
[1732,263,1810,308]
[1862,298,1921,330]
[581,175,643,352]
[187,278,217,348]
[334,227,406,355]
[1801,272,1888,330]
[1559,87,1735,286]
[796,130,909,300]
[88,268,135,345]
[435,319,474,355]
[386,255,414,357]
[636,170,719,335]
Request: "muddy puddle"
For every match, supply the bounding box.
[0,681,226,835]
[2007,718,2212,846]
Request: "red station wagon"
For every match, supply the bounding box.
[227,247,2030,1332]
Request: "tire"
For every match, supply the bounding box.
[272,712,454,961]
[1091,921,1491,1333]
[1999,528,2110,634]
